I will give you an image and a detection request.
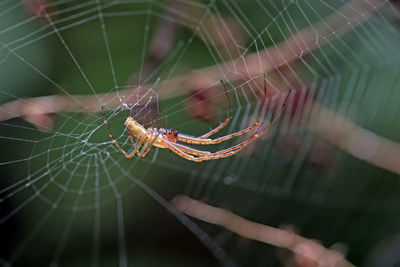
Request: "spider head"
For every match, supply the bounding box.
[166,129,179,142]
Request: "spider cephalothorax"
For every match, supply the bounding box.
[165,130,179,142]
[102,78,291,162]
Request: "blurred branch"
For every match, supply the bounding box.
[171,195,354,267]
[0,94,90,131]
[308,102,400,175]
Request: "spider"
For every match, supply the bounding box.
[102,78,291,162]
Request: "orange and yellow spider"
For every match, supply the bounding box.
[102,78,291,162]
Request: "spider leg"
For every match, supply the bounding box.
[102,106,143,159]
[207,90,290,156]
[198,80,231,139]
[166,89,291,161]
[177,88,289,146]
[168,139,212,157]
[168,127,259,161]
[166,141,240,162]
[177,75,272,145]
[127,131,135,146]
[150,113,159,129]
[128,129,152,158]
[167,133,255,162]
[130,134,145,157]
[198,74,269,140]
[166,141,205,162]
[137,134,159,158]
[176,122,261,145]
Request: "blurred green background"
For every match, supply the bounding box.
[1,0,400,266]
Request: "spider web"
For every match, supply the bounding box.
[1,0,400,266]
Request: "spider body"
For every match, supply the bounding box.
[103,79,291,162]
[125,117,182,149]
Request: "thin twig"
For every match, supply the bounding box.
[308,102,400,176]
[171,195,355,267]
